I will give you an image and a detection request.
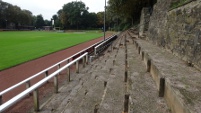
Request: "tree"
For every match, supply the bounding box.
[107,0,157,30]
[52,14,62,28]
[35,14,44,29]
[62,1,89,29]
[0,0,36,29]
[96,12,104,28]
[44,20,51,26]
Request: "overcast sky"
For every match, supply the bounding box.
[4,0,108,20]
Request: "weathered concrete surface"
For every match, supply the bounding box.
[126,34,170,113]
[134,33,201,113]
[139,7,151,37]
[98,38,125,113]
[35,32,170,113]
[148,0,201,70]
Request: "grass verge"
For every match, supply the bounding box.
[0,31,103,70]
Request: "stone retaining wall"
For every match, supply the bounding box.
[139,7,151,37]
[147,0,201,70]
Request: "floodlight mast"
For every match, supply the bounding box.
[104,0,106,41]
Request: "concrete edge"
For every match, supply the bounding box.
[134,39,192,113]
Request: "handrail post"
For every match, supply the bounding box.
[58,64,61,75]
[54,75,58,93]
[45,71,48,77]
[26,81,31,89]
[26,81,32,96]
[0,95,2,105]
[76,61,79,73]
[67,67,70,82]
[45,71,49,83]
[86,54,88,64]
[94,47,96,56]
[33,89,39,112]
[82,57,85,67]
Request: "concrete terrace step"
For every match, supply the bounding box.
[98,41,125,113]
[36,31,172,113]
[126,36,170,113]
[38,36,124,113]
[134,37,201,113]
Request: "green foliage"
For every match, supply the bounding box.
[35,15,45,28]
[60,1,89,29]
[107,0,157,31]
[54,1,103,30]
[170,0,191,10]
[0,31,103,70]
[0,1,34,28]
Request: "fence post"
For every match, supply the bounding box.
[0,95,2,105]
[67,67,70,82]
[54,75,59,93]
[33,89,39,112]
[76,61,79,73]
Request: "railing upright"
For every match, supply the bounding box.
[67,67,70,82]
[0,52,88,112]
[0,96,2,105]
[0,33,117,112]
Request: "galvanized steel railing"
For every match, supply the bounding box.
[0,36,104,103]
[0,34,117,112]
[0,52,88,112]
[94,35,117,55]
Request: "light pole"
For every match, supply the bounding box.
[104,0,106,41]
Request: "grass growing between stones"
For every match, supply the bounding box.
[170,0,191,10]
[0,31,103,70]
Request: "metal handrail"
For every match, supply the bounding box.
[0,52,88,112]
[0,36,105,97]
[94,34,117,55]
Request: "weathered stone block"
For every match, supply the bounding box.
[147,0,201,70]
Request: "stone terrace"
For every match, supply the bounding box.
[30,30,201,113]
[31,31,171,113]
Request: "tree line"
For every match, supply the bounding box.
[0,0,105,30]
[52,0,157,31]
[53,1,105,30]
[0,0,50,29]
[0,0,156,30]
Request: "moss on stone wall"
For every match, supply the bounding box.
[170,0,192,10]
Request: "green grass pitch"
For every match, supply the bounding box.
[0,31,103,70]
